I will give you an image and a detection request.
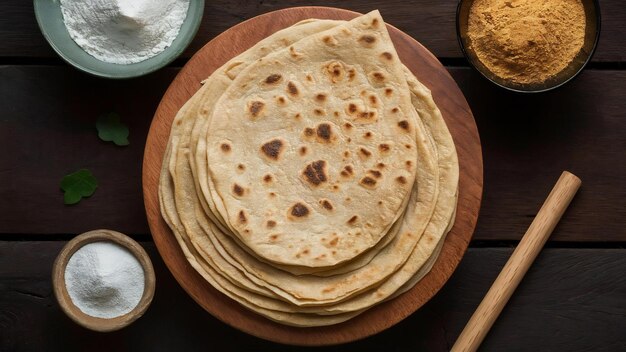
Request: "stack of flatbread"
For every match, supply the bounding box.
[159,10,459,327]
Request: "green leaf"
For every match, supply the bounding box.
[96,112,129,146]
[60,169,98,205]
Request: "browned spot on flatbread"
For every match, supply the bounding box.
[304,127,315,137]
[347,215,358,225]
[319,199,333,210]
[315,93,327,102]
[322,35,337,46]
[379,143,390,153]
[380,52,393,61]
[325,61,345,83]
[289,46,302,59]
[290,203,310,218]
[340,165,354,177]
[220,143,231,152]
[276,96,286,105]
[238,210,247,224]
[344,122,353,130]
[392,107,399,113]
[405,160,412,168]
[263,174,272,183]
[294,113,301,119]
[348,68,356,81]
[371,18,380,28]
[358,35,376,47]
[377,162,385,169]
[359,148,372,158]
[264,74,282,84]
[316,123,332,142]
[371,71,385,82]
[368,170,382,179]
[378,200,383,205]
[364,131,372,139]
[348,103,357,114]
[269,192,276,198]
[369,95,378,106]
[269,233,279,240]
[343,151,350,158]
[385,88,393,97]
[313,108,325,116]
[299,146,307,156]
[302,160,327,186]
[396,176,407,185]
[398,120,410,131]
[329,237,339,246]
[267,220,277,229]
[286,81,299,96]
[360,176,377,188]
[248,101,265,118]
[260,139,284,160]
[405,144,412,149]
[232,184,244,196]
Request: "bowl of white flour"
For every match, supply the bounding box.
[52,229,156,332]
[34,0,204,78]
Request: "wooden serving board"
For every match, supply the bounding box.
[142,7,482,346]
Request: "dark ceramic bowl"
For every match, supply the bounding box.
[456,0,601,93]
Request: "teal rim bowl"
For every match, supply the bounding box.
[34,0,205,79]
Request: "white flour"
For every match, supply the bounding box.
[59,0,190,64]
[65,241,145,319]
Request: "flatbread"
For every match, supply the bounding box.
[157,11,459,326]
[203,11,419,268]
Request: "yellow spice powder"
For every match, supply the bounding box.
[467,0,586,85]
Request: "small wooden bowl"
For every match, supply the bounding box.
[52,229,156,332]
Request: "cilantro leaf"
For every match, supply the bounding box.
[96,112,129,146]
[60,169,98,205]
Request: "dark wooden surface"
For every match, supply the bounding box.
[2,0,625,62]
[0,1,625,351]
[1,243,624,351]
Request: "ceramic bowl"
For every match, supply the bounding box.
[34,0,205,79]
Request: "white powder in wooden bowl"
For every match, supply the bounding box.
[64,242,145,319]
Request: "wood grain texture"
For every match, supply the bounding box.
[1,67,625,241]
[1,242,624,351]
[142,7,482,345]
[452,172,581,352]
[1,0,624,62]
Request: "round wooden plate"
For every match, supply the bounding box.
[142,7,482,346]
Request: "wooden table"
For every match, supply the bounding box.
[1,1,624,350]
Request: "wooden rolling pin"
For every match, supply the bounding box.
[451,171,581,352]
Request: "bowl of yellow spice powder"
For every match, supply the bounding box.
[457,0,600,92]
